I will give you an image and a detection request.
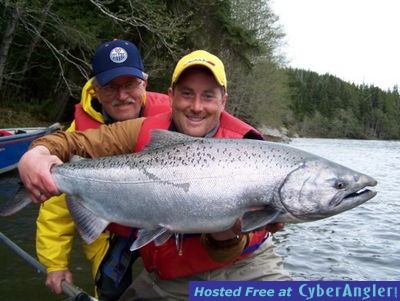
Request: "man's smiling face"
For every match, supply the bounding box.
[169,67,227,137]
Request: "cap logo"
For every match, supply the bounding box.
[109,47,128,64]
[184,57,215,67]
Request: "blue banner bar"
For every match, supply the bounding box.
[190,281,399,301]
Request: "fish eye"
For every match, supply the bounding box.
[335,181,347,189]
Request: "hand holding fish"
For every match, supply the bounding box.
[201,220,285,263]
[18,145,63,203]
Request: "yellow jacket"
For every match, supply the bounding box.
[36,79,111,282]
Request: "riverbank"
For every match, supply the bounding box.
[0,107,50,128]
[1,107,293,142]
[259,126,292,143]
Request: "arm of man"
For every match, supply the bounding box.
[30,118,144,160]
[201,223,285,263]
[36,194,75,294]
[18,118,144,203]
[35,122,76,294]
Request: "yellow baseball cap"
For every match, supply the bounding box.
[171,50,227,90]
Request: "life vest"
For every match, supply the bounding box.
[136,111,269,279]
[141,92,171,117]
[74,87,170,237]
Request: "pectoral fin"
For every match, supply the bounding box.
[242,208,283,232]
[130,227,172,251]
[67,195,109,244]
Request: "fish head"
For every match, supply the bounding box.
[278,159,377,223]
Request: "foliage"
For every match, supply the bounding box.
[286,69,400,139]
[1,0,398,140]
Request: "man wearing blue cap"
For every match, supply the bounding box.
[35,39,170,300]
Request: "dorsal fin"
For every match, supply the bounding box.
[70,155,87,163]
[143,129,199,152]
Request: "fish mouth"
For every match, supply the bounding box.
[341,189,377,204]
[332,179,378,208]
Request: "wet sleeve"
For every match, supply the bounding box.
[200,233,252,263]
[29,118,145,160]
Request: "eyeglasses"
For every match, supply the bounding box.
[99,79,142,97]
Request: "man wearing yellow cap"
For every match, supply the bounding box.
[35,39,170,300]
[19,49,291,301]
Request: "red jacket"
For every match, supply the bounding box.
[135,111,269,279]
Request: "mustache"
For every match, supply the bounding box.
[111,97,136,107]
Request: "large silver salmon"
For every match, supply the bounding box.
[0,130,377,250]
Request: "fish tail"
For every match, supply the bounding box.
[0,184,32,216]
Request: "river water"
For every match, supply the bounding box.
[275,138,400,281]
[0,138,399,300]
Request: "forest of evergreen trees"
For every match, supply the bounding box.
[286,69,400,140]
[1,0,399,139]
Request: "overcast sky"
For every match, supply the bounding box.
[271,0,400,91]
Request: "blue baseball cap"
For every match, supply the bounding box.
[92,39,145,86]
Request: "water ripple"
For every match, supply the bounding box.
[277,138,400,280]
